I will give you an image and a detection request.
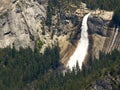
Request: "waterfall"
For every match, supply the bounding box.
[109,27,119,52]
[66,13,91,71]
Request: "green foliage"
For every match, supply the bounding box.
[81,0,120,10]
[0,46,120,90]
[37,40,43,50]
[0,45,60,90]
[112,7,120,26]
[0,12,8,19]
[30,35,34,41]
[45,0,81,30]
[81,0,120,26]
[45,0,60,29]
[34,50,120,90]
[45,0,120,31]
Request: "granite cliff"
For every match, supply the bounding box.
[0,0,120,90]
[0,0,57,52]
[0,0,120,66]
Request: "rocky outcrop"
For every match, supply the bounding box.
[0,0,57,52]
[0,0,45,50]
[88,16,108,36]
[87,16,108,59]
[88,15,120,60]
[60,6,120,66]
[87,74,120,90]
[0,0,120,66]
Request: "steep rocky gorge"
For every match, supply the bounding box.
[0,0,120,68]
[60,9,119,66]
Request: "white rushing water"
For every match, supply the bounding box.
[66,13,91,71]
[109,27,119,51]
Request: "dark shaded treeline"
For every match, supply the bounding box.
[0,45,120,90]
[0,45,60,90]
[81,0,120,10]
[34,50,120,90]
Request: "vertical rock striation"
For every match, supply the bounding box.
[0,0,47,50]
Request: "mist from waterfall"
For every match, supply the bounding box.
[66,13,91,71]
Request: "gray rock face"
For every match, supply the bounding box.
[0,0,46,50]
[87,16,120,60]
[0,0,119,64]
[88,16,108,36]
[88,75,120,90]
[89,79,113,90]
